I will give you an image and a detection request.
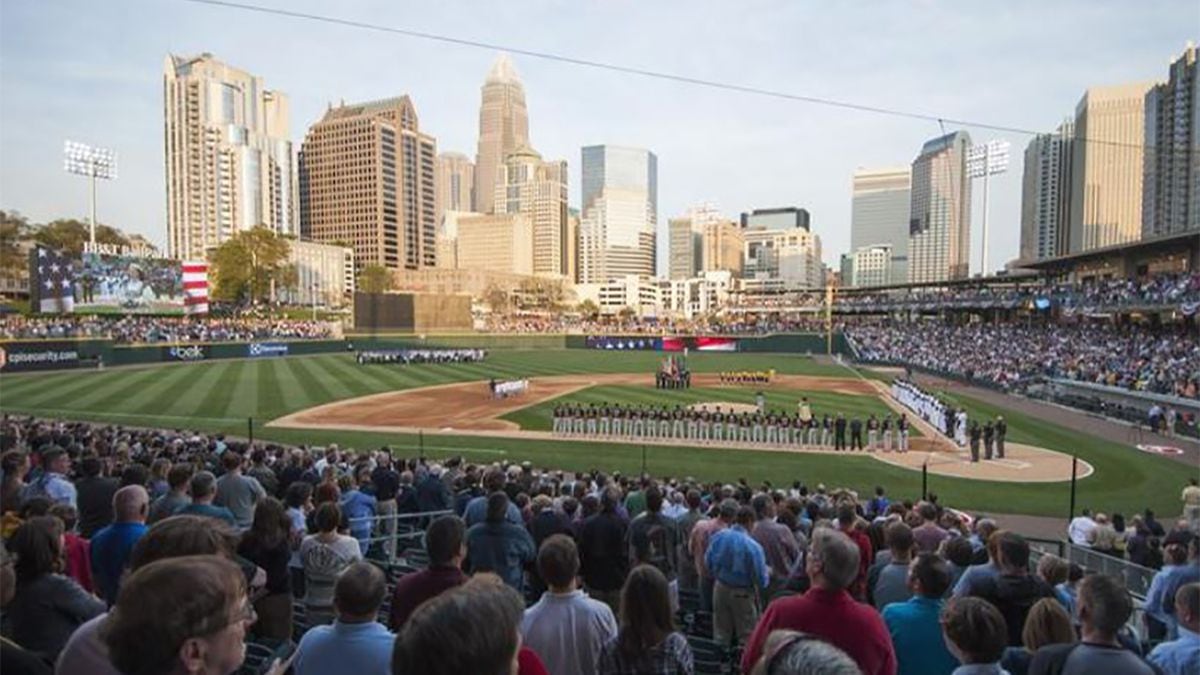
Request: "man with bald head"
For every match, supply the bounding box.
[90,484,150,605]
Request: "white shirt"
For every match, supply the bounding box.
[1068,516,1097,546]
[521,590,617,675]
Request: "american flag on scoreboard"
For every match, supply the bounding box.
[29,246,76,314]
[182,261,208,315]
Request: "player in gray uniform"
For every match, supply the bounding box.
[738,412,753,443]
[881,414,893,451]
[711,407,724,443]
[586,404,598,436]
[867,415,879,450]
[821,415,832,447]
[599,403,611,437]
[897,414,909,451]
[671,407,684,439]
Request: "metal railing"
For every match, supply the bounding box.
[345,509,455,564]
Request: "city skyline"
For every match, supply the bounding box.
[0,1,1193,270]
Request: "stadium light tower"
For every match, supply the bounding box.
[965,139,1009,277]
[64,140,118,246]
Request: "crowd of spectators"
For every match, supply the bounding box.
[0,316,334,344]
[2,415,1199,675]
[849,321,1200,400]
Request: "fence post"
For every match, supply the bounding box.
[248,417,253,445]
[419,430,425,461]
[1068,455,1078,526]
[922,463,928,501]
[641,444,647,475]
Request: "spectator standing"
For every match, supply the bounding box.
[1183,479,1200,535]
[967,532,1054,646]
[175,471,236,526]
[5,516,105,661]
[688,499,734,612]
[466,492,536,592]
[953,530,1002,597]
[214,451,266,530]
[90,485,150,605]
[1067,509,1097,546]
[940,597,1010,675]
[750,493,800,603]
[1145,532,1200,640]
[49,503,93,593]
[464,468,524,527]
[882,552,958,675]
[746,629,860,674]
[1087,514,1118,556]
[1028,574,1156,675]
[596,564,694,675]
[913,502,949,553]
[1000,598,1075,675]
[74,454,115,537]
[1,450,30,514]
[284,481,314,597]
[389,516,468,630]
[837,504,874,600]
[706,506,769,646]
[292,562,394,675]
[246,449,279,497]
[237,497,293,640]
[521,535,618,675]
[370,452,400,556]
[675,490,705,593]
[147,463,192,524]
[300,502,363,626]
[1147,581,1199,675]
[627,485,681,585]
[415,464,453,513]
[870,521,915,610]
[22,447,76,510]
[340,467,377,556]
[580,487,631,613]
[741,528,896,675]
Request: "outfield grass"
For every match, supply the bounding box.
[0,350,1187,518]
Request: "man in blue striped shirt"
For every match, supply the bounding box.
[705,503,768,646]
[1148,582,1199,675]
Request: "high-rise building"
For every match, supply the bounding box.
[1068,82,1155,253]
[164,53,295,260]
[849,245,892,288]
[578,145,658,283]
[475,54,529,214]
[850,167,911,283]
[667,218,701,280]
[456,213,532,276]
[285,240,355,308]
[1143,44,1199,238]
[739,207,810,231]
[1020,121,1075,261]
[435,152,474,226]
[908,131,973,283]
[494,146,569,277]
[298,95,437,270]
[742,228,823,289]
[701,220,744,275]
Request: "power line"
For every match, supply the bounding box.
[179,0,1186,156]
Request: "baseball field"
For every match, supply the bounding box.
[0,348,1188,519]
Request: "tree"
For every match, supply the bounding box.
[33,218,128,256]
[276,263,299,304]
[0,210,31,277]
[483,284,510,313]
[356,264,393,294]
[210,226,292,304]
[577,298,600,320]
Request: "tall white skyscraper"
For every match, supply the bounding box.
[578,145,658,283]
[494,146,569,277]
[908,131,972,283]
[850,166,911,283]
[435,152,475,226]
[164,53,295,260]
[1019,121,1074,261]
[475,54,529,215]
[1143,44,1199,238]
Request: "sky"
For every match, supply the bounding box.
[0,0,1194,274]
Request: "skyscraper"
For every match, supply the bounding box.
[456,213,532,275]
[298,95,437,270]
[435,152,475,226]
[701,220,744,275]
[1019,121,1074,261]
[908,131,972,283]
[1143,44,1198,238]
[1068,82,1155,253]
[475,54,529,214]
[667,218,701,280]
[163,53,295,260]
[578,145,658,283]
[493,146,569,277]
[850,167,911,283]
[739,207,810,231]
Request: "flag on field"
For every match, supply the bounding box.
[182,261,208,315]
[29,246,76,314]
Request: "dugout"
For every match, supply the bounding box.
[354,292,472,332]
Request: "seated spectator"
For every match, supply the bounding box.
[174,471,237,526]
[300,502,363,626]
[742,528,896,675]
[597,564,693,675]
[214,451,266,530]
[521,535,617,675]
[1145,532,1200,640]
[292,561,394,675]
[707,505,769,646]
[48,502,93,593]
[966,532,1053,646]
[870,521,915,610]
[148,463,193,524]
[237,497,293,640]
[389,515,468,630]
[100,555,255,675]
[940,596,1010,675]
[1147,581,1200,675]
[467,491,536,592]
[90,485,150,605]
[882,552,958,675]
[1001,598,1075,675]
[1029,574,1156,675]
[747,629,861,675]
[393,574,527,675]
[5,516,105,662]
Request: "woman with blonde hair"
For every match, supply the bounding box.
[1000,597,1076,675]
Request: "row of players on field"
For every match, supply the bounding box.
[551,402,913,451]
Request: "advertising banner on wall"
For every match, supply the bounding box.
[585,336,663,350]
[162,344,209,362]
[695,336,738,352]
[247,342,290,358]
[0,341,83,372]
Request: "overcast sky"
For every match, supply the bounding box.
[1,0,1193,272]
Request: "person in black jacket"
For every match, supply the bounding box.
[75,455,119,538]
[577,486,629,614]
[849,417,864,451]
[966,532,1054,647]
[833,414,847,451]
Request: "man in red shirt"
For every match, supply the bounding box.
[388,515,468,630]
[837,503,873,601]
[741,528,897,675]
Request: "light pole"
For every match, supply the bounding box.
[966,139,1009,277]
[64,141,117,246]
[311,280,319,321]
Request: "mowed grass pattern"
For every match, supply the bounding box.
[0,350,1188,518]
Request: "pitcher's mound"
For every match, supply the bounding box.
[688,402,760,415]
